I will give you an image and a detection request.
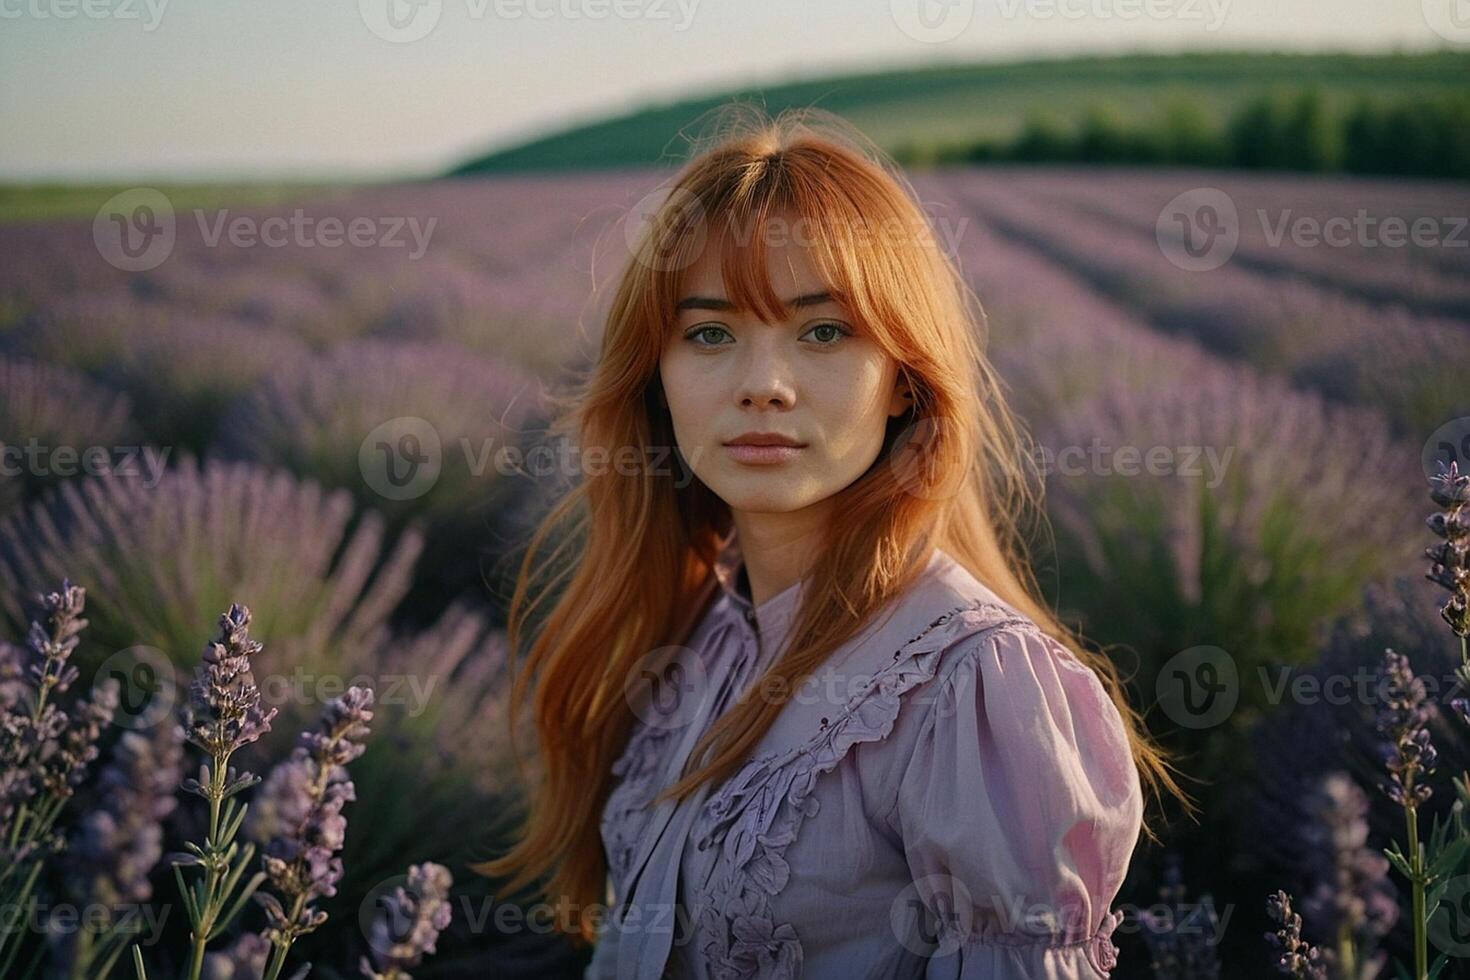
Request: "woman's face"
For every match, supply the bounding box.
[659,218,911,517]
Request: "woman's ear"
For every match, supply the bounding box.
[888,372,914,418]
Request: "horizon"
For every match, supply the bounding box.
[0,0,1460,184]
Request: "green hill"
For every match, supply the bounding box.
[449,49,1467,175]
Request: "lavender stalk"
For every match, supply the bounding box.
[358,862,454,980]
[1376,648,1437,980]
[246,684,375,980]
[1265,890,1326,979]
[151,603,278,980]
[0,580,118,973]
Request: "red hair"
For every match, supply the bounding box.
[470,104,1193,946]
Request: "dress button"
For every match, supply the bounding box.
[744,608,756,624]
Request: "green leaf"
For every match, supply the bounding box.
[208,871,267,942]
[1429,951,1451,980]
[173,864,200,925]
[1386,847,1414,879]
[1429,838,1470,880]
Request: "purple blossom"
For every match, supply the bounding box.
[1374,648,1437,807]
[0,580,118,839]
[0,354,139,516]
[182,604,279,763]
[248,685,375,947]
[1425,459,1470,638]
[49,720,186,975]
[1265,889,1327,979]
[0,454,427,684]
[359,862,455,980]
[1298,772,1398,979]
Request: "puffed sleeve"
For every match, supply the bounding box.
[886,623,1144,979]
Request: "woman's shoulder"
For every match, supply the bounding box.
[825,546,1043,680]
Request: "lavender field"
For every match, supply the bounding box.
[2,166,1468,978]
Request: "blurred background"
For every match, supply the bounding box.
[1,2,1468,978]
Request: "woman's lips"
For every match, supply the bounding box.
[723,444,805,464]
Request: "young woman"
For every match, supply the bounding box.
[472,107,1191,979]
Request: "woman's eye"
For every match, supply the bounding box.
[802,322,851,345]
[684,325,732,346]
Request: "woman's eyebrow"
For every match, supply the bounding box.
[675,291,834,312]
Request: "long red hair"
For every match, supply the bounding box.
[469,104,1193,946]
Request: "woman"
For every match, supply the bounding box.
[471,106,1193,979]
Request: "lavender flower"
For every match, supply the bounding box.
[0,454,428,679]
[1298,772,1398,980]
[1426,459,1470,638]
[1375,648,1437,807]
[50,721,187,977]
[0,354,140,516]
[359,863,455,980]
[0,578,118,970]
[168,603,276,980]
[183,604,279,770]
[1137,852,1221,980]
[247,685,375,979]
[0,580,116,844]
[1265,890,1327,979]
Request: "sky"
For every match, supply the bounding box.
[0,0,1458,182]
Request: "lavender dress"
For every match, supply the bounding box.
[587,532,1144,980]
